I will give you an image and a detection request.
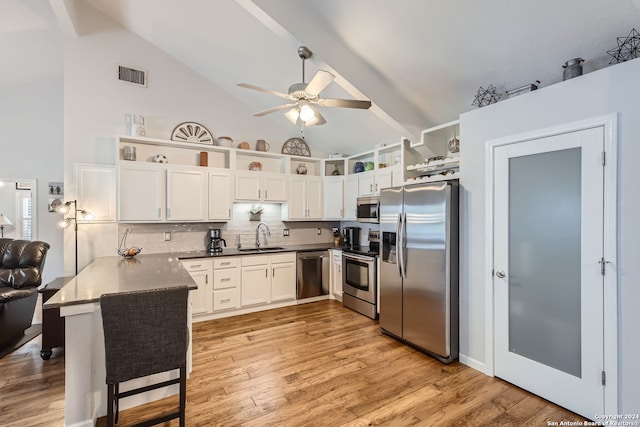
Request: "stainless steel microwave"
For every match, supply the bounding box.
[356,196,379,223]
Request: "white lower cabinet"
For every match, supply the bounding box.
[270,254,297,302]
[181,259,212,315]
[212,258,241,311]
[241,253,296,306]
[330,249,343,300]
[185,252,298,319]
[241,255,271,306]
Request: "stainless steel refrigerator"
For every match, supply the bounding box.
[379,181,459,363]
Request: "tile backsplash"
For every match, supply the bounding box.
[118,203,339,254]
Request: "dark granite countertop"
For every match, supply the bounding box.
[177,243,341,259]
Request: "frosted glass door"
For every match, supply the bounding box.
[494,126,605,418]
[509,148,582,376]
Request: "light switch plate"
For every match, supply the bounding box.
[316,228,321,235]
[164,231,171,241]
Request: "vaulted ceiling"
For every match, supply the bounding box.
[8,0,640,155]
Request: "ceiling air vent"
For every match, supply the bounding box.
[118,65,147,87]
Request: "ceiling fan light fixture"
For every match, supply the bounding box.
[284,108,299,124]
[299,103,315,122]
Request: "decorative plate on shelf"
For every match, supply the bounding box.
[170,122,214,145]
[281,137,311,157]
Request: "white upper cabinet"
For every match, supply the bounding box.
[208,171,233,221]
[283,175,323,220]
[75,163,116,222]
[117,163,164,222]
[166,167,207,221]
[323,177,344,220]
[235,172,287,202]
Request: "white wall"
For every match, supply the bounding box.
[0,24,64,283]
[459,57,640,413]
[62,3,337,273]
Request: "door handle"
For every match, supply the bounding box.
[495,270,506,278]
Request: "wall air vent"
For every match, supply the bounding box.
[118,65,147,87]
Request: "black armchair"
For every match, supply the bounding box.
[0,238,50,350]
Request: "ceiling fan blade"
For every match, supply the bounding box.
[254,103,298,117]
[304,70,335,96]
[238,83,291,99]
[319,98,372,109]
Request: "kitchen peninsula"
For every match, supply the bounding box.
[44,253,197,427]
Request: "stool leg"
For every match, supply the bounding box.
[114,383,120,425]
[180,365,186,427]
[107,384,115,427]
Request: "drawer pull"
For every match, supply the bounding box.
[221,278,231,282]
[221,298,231,303]
[220,262,231,266]
[190,264,202,268]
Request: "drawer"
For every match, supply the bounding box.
[213,267,240,289]
[182,259,211,272]
[213,288,240,311]
[270,252,296,264]
[241,254,270,267]
[213,257,241,269]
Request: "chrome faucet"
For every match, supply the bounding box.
[255,222,271,249]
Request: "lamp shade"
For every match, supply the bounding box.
[0,214,13,226]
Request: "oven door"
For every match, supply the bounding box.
[342,252,376,304]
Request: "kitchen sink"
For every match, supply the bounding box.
[238,246,286,252]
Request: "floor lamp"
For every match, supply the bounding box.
[0,214,12,238]
[56,200,94,275]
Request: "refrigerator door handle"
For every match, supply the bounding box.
[395,212,402,278]
[400,212,407,279]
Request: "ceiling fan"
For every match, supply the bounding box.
[238,46,372,126]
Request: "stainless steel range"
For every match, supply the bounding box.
[342,230,379,319]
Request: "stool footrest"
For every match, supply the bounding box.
[119,377,181,399]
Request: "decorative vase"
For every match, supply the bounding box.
[296,163,308,175]
[354,161,365,173]
[250,213,261,221]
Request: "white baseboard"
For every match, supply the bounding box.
[459,353,490,376]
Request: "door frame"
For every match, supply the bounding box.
[483,113,618,413]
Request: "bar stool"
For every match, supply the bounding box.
[100,286,189,427]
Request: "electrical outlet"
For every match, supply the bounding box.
[316,228,321,235]
[164,231,171,241]
[283,229,290,237]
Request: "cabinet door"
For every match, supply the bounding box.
[288,176,307,220]
[235,173,261,201]
[375,168,394,193]
[357,172,376,197]
[305,176,324,219]
[331,253,343,298]
[208,172,233,221]
[118,164,163,221]
[188,269,211,315]
[167,169,206,221]
[324,177,344,219]
[241,264,270,306]
[263,174,288,201]
[75,163,116,222]
[344,175,358,220]
[271,261,296,302]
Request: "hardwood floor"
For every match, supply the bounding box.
[1,300,587,426]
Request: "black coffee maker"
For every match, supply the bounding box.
[208,229,226,253]
[342,226,361,248]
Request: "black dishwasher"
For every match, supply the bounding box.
[296,251,330,299]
